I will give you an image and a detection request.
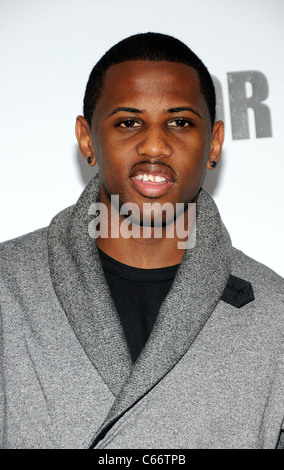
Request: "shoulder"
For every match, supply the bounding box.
[0,227,48,259]
[0,228,49,283]
[0,202,75,272]
[0,203,76,295]
[231,247,284,307]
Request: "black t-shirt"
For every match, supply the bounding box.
[98,248,179,363]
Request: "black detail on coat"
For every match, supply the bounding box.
[221,275,254,308]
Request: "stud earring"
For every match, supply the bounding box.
[210,161,217,168]
[87,156,93,165]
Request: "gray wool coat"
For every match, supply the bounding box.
[0,175,284,449]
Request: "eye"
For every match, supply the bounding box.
[116,119,141,128]
[168,119,192,128]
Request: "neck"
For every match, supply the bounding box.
[95,201,195,269]
[96,234,185,269]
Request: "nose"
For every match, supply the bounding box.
[136,125,172,159]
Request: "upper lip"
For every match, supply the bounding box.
[130,162,175,182]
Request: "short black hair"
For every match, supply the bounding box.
[83,32,216,127]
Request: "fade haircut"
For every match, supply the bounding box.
[83,32,216,127]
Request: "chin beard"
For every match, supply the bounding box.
[101,184,200,229]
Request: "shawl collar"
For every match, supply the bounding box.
[48,176,132,396]
[48,175,232,435]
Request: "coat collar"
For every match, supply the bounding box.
[47,174,232,440]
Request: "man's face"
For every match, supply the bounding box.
[90,60,223,221]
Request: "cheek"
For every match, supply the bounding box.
[93,140,131,195]
[178,134,210,174]
[178,125,210,152]
[94,129,129,167]
[177,138,210,194]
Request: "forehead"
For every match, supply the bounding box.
[93,60,209,121]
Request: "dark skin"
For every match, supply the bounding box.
[75,61,224,268]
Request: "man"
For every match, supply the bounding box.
[0,33,283,449]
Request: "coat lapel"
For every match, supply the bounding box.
[47,178,133,396]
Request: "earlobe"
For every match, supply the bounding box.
[207,120,225,170]
[75,115,97,166]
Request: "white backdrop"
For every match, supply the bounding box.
[0,0,283,276]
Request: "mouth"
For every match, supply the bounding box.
[130,163,175,198]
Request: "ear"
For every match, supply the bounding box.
[207,120,225,170]
[75,115,97,166]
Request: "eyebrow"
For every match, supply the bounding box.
[106,105,202,119]
[107,107,143,118]
[167,107,202,119]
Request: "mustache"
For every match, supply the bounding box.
[131,160,176,175]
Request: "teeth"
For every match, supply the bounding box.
[135,174,167,183]
[155,175,165,183]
